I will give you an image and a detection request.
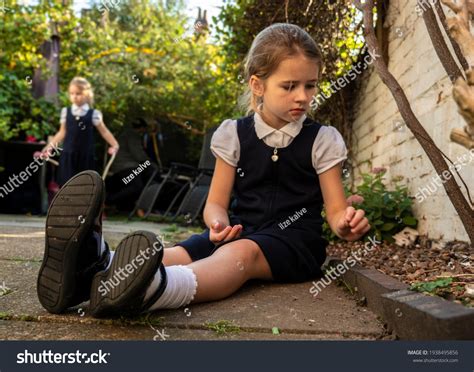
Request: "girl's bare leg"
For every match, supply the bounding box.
[186,239,273,303]
[162,246,193,266]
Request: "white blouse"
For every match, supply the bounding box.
[210,112,348,175]
[60,103,103,126]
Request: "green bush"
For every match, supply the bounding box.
[322,168,417,243]
[0,72,58,141]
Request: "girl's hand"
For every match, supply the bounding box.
[335,206,371,241]
[40,145,54,158]
[209,220,243,244]
[108,146,119,155]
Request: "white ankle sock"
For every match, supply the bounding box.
[144,265,198,311]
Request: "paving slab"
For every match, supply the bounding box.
[0,260,385,339]
[0,217,196,260]
[0,214,167,234]
[0,320,377,340]
[0,225,126,261]
[0,216,387,340]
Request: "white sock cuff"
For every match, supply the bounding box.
[147,265,198,311]
[177,265,198,306]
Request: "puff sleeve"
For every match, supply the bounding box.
[210,119,240,167]
[92,109,103,126]
[312,126,348,174]
[60,107,67,125]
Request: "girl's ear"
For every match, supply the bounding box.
[249,75,265,97]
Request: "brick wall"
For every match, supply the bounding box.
[350,0,473,243]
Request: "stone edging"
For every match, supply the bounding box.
[326,258,474,340]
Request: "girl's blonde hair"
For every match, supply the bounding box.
[69,77,94,106]
[238,23,323,115]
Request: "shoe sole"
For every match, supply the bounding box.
[37,171,104,314]
[89,231,163,318]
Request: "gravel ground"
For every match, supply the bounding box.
[327,237,473,307]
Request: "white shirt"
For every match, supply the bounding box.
[210,112,348,175]
[60,103,103,126]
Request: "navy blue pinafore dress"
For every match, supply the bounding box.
[58,107,96,186]
[176,114,329,282]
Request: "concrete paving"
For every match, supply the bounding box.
[0,215,388,340]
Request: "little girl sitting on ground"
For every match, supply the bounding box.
[37,23,370,316]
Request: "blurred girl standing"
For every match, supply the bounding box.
[44,77,119,186]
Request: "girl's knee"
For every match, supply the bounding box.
[218,239,257,258]
[217,239,270,277]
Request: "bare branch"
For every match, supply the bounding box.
[419,0,465,82]
[434,0,470,71]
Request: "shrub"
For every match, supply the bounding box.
[322,168,417,243]
[0,72,58,141]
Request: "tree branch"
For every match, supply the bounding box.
[419,0,465,83]
[434,0,470,71]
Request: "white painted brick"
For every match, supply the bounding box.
[348,0,470,241]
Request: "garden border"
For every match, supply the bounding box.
[326,258,474,340]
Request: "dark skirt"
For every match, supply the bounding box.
[58,151,95,186]
[176,213,328,283]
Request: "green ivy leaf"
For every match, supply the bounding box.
[381,223,397,231]
[410,278,453,293]
[402,216,417,226]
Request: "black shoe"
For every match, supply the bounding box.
[89,231,166,318]
[37,171,110,314]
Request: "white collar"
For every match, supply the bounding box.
[254,111,306,140]
[72,103,90,111]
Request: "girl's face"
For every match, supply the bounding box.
[250,54,319,129]
[69,85,87,106]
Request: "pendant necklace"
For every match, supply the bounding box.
[271,147,279,162]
